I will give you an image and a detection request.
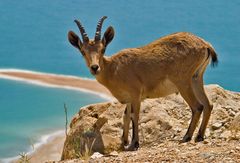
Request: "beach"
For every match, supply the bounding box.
[0,69,112,163]
[0,69,112,97]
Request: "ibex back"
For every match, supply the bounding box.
[68,16,218,151]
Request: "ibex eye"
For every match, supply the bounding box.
[101,48,106,54]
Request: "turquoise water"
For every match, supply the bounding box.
[0,79,106,159]
[0,0,239,160]
[0,0,239,90]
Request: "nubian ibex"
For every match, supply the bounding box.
[68,16,218,151]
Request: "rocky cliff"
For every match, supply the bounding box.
[60,85,240,162]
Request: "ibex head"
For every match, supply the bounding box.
[68,16,114,75]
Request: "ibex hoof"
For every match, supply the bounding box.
[124,141,139,151]
[121,140,129,150]
[195,135,204,142]
[180,135,192,143]
[123,140,129,146]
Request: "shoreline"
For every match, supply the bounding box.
[0,68,112,99]
[2,130,65,163]
[0,68,113,163]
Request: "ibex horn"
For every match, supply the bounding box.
[95,16,107,41]
[74,19,89,42]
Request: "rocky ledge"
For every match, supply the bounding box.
[59,85,240,162]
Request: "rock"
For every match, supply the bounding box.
[61,85,240,161]
[61,102,124,160]
[109,151,118,157]
[209,156,215,160]
[228,110,236,117]
[199,152,215,159]
[90,152,103,159]
[220,130,232,139]
[211,122,222,130]
[203,140,210,144]
[205,128,211,137]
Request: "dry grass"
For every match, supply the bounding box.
[18,152,31,163]
[64,103,68,137]
[75,137,96,161]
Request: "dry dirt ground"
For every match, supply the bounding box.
[59,138,240,163]
[90,139,240,163]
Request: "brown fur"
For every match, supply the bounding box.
[68,19,218,151]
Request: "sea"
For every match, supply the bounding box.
[0,0,239,161]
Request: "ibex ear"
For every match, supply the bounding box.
[102,26,114,47]
[68,31,82,49]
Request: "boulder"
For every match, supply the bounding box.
[61,85,240,160]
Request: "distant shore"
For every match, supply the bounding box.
[0,69,112,163]
[0,69,112,98]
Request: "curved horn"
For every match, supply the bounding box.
[74,19,89,42]
[95,16,107,41]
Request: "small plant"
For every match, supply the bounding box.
[64,103,69,137]
[18,152,31,163]
[73,129,96,160]
[76,137,96,160]
[18,138,34,163]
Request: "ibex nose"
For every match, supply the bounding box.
[91,65,99,73]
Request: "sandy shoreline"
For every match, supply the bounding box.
[0,69,112,163]
[0,69,112,97]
